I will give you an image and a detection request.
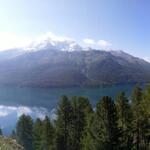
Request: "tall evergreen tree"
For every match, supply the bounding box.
[16,114,33,150]
[92,96,119,150]
[41,116,55,150]
[141,84,150,149]
[55,95,73,150]
[33,118,43,150]
[115,92,132,150]
[81,112,96,150]
[70,96,93,150]
[131,86,145,150]
[142,84,150,118]
[0,127,2,136]
[11,130,16,139]
[12,86,150,150]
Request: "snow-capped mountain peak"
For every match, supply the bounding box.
[23,32,83,52]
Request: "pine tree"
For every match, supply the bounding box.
[11,130,16,139]
[142,84,150,118]
[115,92,132,150]
[81,112,96,150]
[33,118,43,150]
[141,84,150,149]
[131,86,145,150]
[16,114,33,150]
[55,95,73,150]
[41,116,55,150]
[92,96,119,150]
[70,96,93,150]
[0,128,2,136]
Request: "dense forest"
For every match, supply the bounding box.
[0,85,150,150]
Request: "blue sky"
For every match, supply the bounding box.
[0,0,150,61]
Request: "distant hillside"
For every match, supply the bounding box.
[0,136,24,150]
[0,47,149,87]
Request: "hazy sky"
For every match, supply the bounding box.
[0,0,150,61]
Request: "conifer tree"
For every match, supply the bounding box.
[11,130,16,139]
[16,114,33,150]
[142,84,150,118]
[70,96,93,150]
[55,95,73,150]
[141,84,150,149]
[41,116,55,150]
[92,96,119,150]
[0,127,2,136]
[131,86,145,150]
[81,112,96,150]
[13,87,150,150]
[33,118,43,150]
[115,92,132,150]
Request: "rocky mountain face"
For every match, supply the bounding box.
[0,47,149,87]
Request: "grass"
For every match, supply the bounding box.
[0,136,24,150]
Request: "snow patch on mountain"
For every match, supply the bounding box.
[23,32,83,52]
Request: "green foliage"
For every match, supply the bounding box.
[115,92,132,149]
[95,96,119,150]
[55,95,73,150]
[0,127,2,136]
[33,118,43,150]
[131,86,149,150]
[16,114,33,150]
[81,113,96,150]
[142,84,150,118]
[82,96,120,150]
[141,84,150,149]
[0,136,24,150]
[13,87,150,150]
[70,96,93,150]
[41,116,55,150]
[11,130,16,139]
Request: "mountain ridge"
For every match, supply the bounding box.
[0,48,149,87]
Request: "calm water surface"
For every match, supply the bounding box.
[0,84,143,135]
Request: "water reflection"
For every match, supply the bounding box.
[0,105,56,135]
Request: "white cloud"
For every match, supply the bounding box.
[0,32,32,51]
[0,105,50,120]
[82,38,95,45]
[45,32,74,42]
[0,32,75,51]
[0,111,9,117]
[50,108,57,120]
[32,107,49,120]
[32,32,75,47]
[83,38,112,49]
[0,106,17,117]
[22,32,76,51]
[97,40,111,48]
[17,107,32,117]
[0,31,112,51]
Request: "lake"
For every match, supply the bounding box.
[0,84,142,135]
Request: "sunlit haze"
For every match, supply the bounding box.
[0,0,150,61]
